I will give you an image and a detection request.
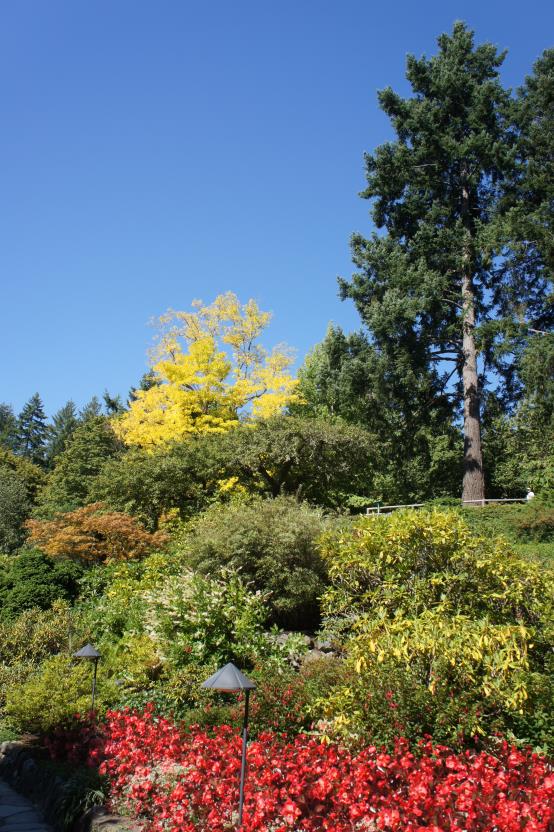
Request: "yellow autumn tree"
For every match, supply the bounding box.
[114,292,300,447]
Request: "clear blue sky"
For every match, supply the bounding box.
[1,0,552,417]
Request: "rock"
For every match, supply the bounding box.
[83,806,141,832]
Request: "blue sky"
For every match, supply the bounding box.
[1,0,553,417]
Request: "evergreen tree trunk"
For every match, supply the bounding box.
[460,177,485,504]
[461,270,485,503]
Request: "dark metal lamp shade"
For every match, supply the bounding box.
[73,643,101,660]
[201,662,256,692]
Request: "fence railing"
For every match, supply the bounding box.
[366,497,527,515]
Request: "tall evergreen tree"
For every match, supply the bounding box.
[16,394,49,467]
[339,23,552,502]
[103,390,125,415]
[46,400,79,466]
[0,403,18,452]
[79,396,103,421]
[37,415,122,516]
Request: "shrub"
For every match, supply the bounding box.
[0,600,73,669]
[26,503,168,563]
[179,496,328,629]
[146,568,279,671]
[318,509,554,747]
[516,504,554,542]
[4,654,117,734]
[0,550,83,620]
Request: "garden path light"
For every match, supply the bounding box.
[201,662,256,828]
[73,643,101,711]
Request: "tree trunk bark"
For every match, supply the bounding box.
[461,271,485,504]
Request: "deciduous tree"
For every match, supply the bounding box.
[113,293,299,447]
[217,414,376,506]
[0,468,29,553]
[26,503,168,563]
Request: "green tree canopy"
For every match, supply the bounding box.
[297,326,461,502]
[0,467,30,554]
[91,435,222,529]
[217,414,377,506]
[37,416,122,516]
[507,48,554,278]
[0,404,18,452]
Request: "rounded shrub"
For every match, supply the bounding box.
[178,496,329,630]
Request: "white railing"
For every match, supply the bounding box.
[366,503,425,514]
[366,497,527,515]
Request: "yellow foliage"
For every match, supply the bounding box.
[114,293,300,447]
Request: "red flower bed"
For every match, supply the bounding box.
[98,706,554,832]
[43,713,105,767]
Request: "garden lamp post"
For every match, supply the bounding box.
[201,663,256,828]
[73,643,101,712]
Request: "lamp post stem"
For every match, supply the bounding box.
[91,658,98,712]
[238,689,250,828]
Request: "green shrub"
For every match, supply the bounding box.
[147,567,278,670]
[4,654,117,734]
[318,509,554,748]
[516,504,554,542]
[0,600,73,669]
[0,600,76,711]
[179,496,329,630]
[0,550,83,620]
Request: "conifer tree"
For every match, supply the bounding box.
[37,415,121,516]
[16,394,49,467]
[103,390,125,415]
[339,23,552,502]
[79,396,103,421]
[510,48,554,277]
[46,400,78,466]
[0,403,18,452]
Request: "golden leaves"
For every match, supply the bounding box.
[26,503,168,563]
[114,293,300,447]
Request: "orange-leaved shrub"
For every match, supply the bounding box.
[26,502,168,563]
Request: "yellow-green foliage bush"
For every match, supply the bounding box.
[318,509,554,748]
[4,654,118,734]
[0,601,74,709]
